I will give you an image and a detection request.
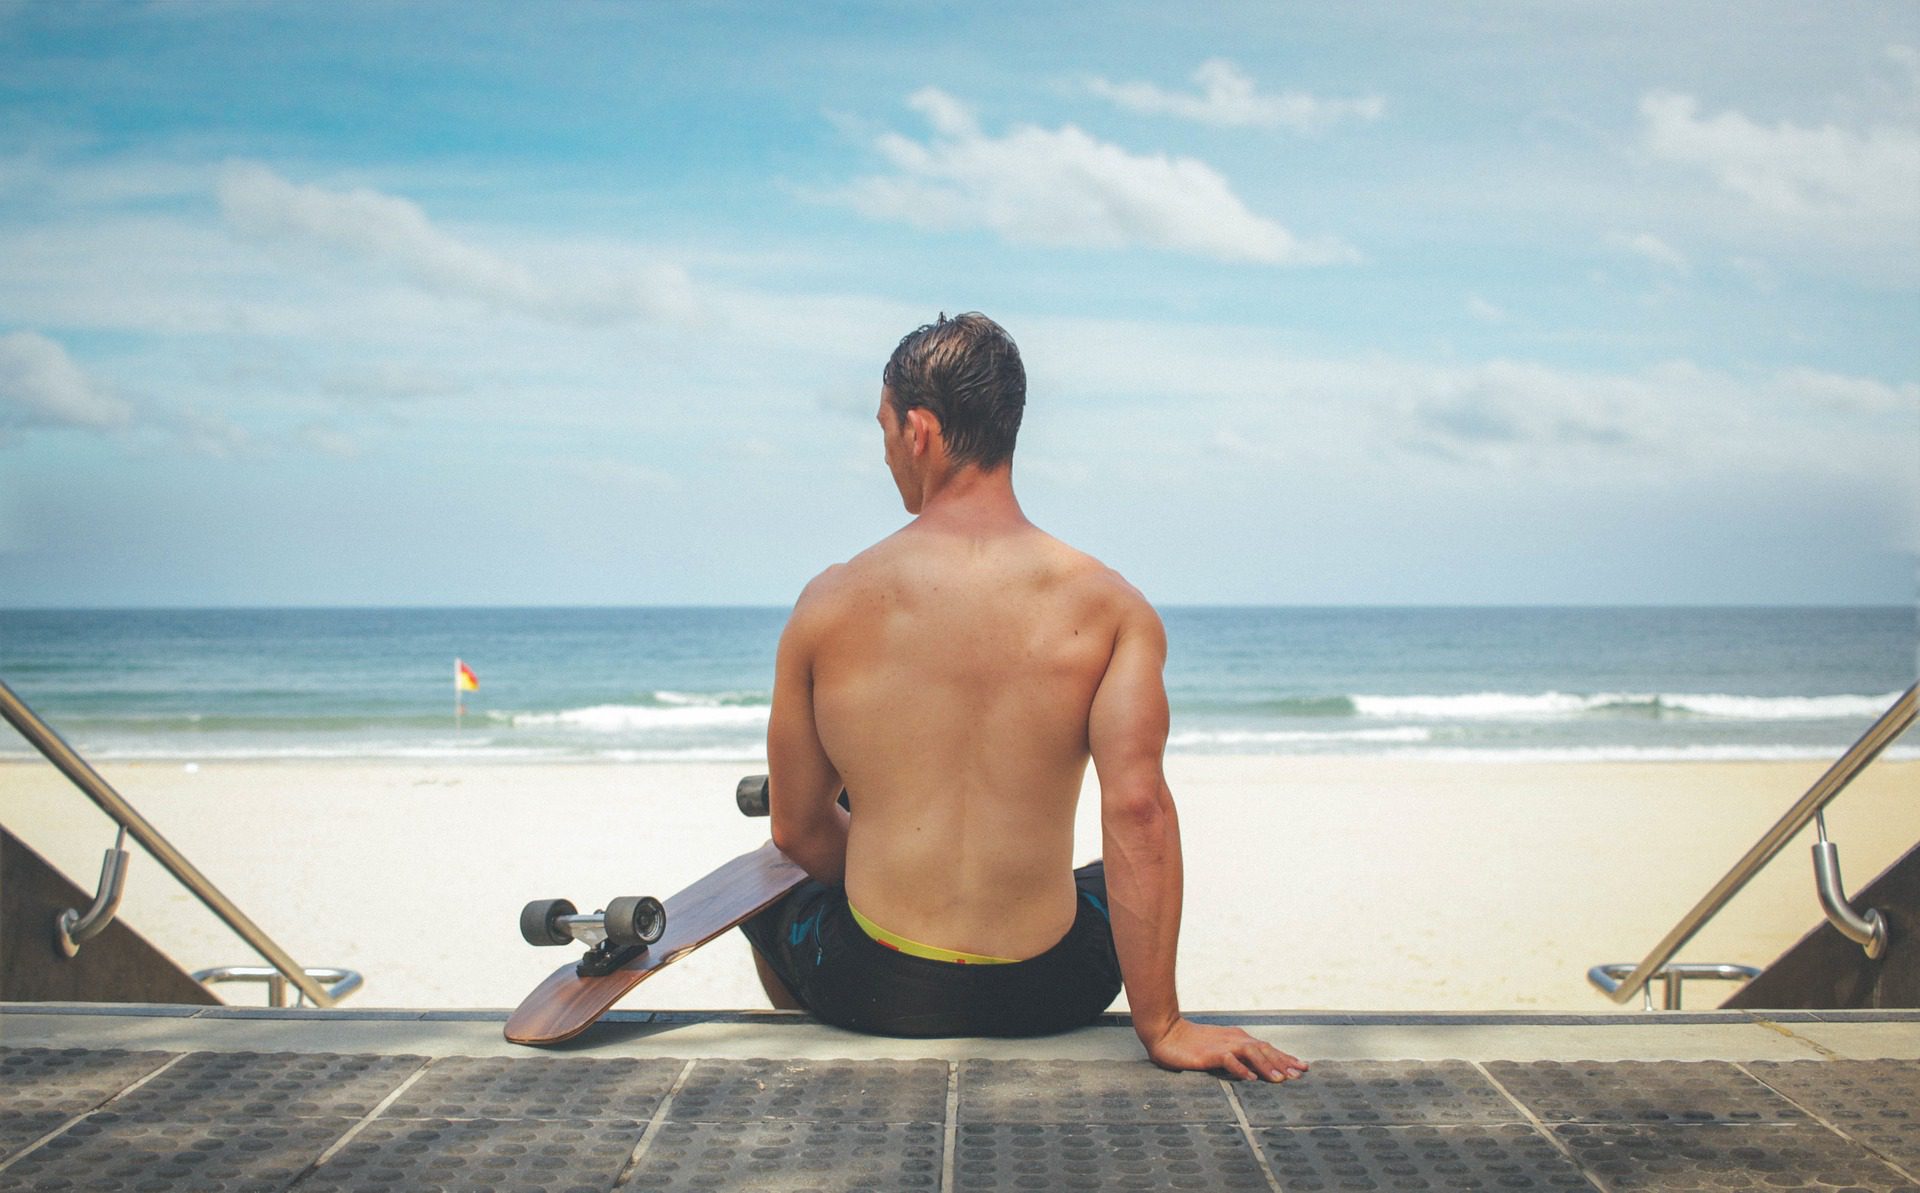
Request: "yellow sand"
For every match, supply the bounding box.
[4,758,1916,1013]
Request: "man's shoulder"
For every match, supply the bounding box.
[788,548,897,622]
[1035,534,1157,621]
[792,560,857,616]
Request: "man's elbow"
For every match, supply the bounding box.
[1103,779,1175,838]
[769,815,805,857]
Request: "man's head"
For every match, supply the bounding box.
[880,312,1026,473]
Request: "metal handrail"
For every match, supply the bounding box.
[0,677,341,1008]
[191,966,364,1008]
[1600,682,1916,1006]
[1588,962,1762,1010]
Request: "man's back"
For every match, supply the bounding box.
[750,311,1303,1081]
[804,518,1134,959]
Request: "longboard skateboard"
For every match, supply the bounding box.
[505,774,806,1046]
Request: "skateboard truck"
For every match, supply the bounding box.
[520,895,667,978]
[517,774,780,983]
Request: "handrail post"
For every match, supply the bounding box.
[0,677,337,1008]
[56,825,132,957]
[1811,811,1889,958]
[1603,683,1916,1005]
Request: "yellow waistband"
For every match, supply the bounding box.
[848,902,1020,965]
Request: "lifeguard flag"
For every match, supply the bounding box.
[455,659,480,692]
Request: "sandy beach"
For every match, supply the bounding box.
[6,756,1916,1014]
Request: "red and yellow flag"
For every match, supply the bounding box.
[455,659,480,692]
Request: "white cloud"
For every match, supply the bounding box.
[321,362,470,403]
[1397,359,1649,465]
[1022,315,1917,489]
[297,423,360,458]
[157,404,256,458]
[0,330,134,432]
[1087,59,1385,133]
[551,455,679,492]
[1609,231,1690,273]
[1769,367,1920,417]
[217,162,697,324]
[1638,90,1920,228]
[835,88,1357,266]
[1465,294,1507,323]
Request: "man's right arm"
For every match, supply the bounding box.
[1089,596,1308,1083]
[766,571,850,884]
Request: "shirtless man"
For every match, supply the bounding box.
[740,313,1307,1081]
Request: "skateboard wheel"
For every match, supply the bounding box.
[736,774,770,817]
[604,895,666,946]
[521,898,577,946]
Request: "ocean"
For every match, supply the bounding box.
[1,607,1913,765]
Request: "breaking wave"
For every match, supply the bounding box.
[1345,691,1902,721]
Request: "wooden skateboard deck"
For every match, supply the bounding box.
[505,839,807,1046]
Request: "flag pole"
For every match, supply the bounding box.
[454,658,463,730]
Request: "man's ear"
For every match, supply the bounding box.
[904,407,942,457]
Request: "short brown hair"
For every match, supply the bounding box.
[881,312,1025,470]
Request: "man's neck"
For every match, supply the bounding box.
[911,464,1030,534]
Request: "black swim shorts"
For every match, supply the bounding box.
[739,861,1122,1038]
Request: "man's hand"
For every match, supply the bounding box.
[1142,1017,1308,1083]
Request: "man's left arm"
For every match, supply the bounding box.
[766,577,849,884]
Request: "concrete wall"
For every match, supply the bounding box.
[1,827,218,1005]
[1725,841,1920,1010]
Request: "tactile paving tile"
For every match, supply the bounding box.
[1235,1059,1518,1125]
[1486,1059,1805,1124]
[957,1058,1235,1123]
[1258,1123,1596,1191]
[0,1048,176,1159]
[383,1055,681,1120]
[1554,1122,1917,1192]
[301,1116,646,1193]
[0,1115,68,1167]
[110,1050,423,1121]
[1748,1060,1920,1174]
[669,1059,948,1122]
[0,1109,352,1192]
[627,1120,942,1191]
[952,1122,1268,1191]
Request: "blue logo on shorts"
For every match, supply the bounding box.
[789,912,820,948]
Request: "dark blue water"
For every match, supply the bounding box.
[1,607,1912,762]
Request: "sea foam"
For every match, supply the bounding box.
[509,702,770,732]
[1167,727,1433,747]
[1348,691,1902,721]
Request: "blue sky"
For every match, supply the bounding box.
[1,1,1915,606]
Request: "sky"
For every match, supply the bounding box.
[0,1,1916,607]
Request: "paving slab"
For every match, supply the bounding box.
[111,1050,424,1120]
[1485,1059,1808,1124]
[384,1054,682,1121]
[629,1120,944,1192]
[301,1116,647,1193]
[957,1058,1235,1124]
[1254,1122,1596,1191]
[0,1110,354,1193]
[1233,1058,1517,1125]
[951,1122,1268,1192]
[5,1031,1918,1193]
[3,1005,1883,1063]
[669,1058,948,1123]
[1746,1059,1920,1175]
[1778,1020,1920,1059]
[0,1048,176,1160]
[1552,1121,1918,1192]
